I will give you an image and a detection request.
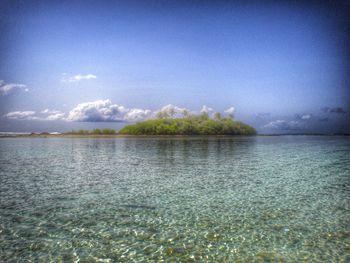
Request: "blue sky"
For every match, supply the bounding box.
[0,0,349,133]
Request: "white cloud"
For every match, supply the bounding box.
[41,109,62,114]
[0,80,28,96]
[154,104,190,118]
[124,108,152,121]
[3,109,66,121]
[3,111,37,120]
[295,113,313,120]
[224,106,235,117]
[39,109,66,120]
[4,101,234,123]
[3,101,152,123]
[264,120,284,129]
[224,107,235,114]
[66,100,125,122]
[200,105,213,114]
[263,120,301,130]
[62,74,97,83]
[200,105,214,115]
[301,114,312,120]
[66,99,152,122]
[45,113,66,121]
[66,101,197,122]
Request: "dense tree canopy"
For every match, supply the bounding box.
[119,116,256,135]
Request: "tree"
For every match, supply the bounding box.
[156,111,169,119]
[200,112,209,119]
[119,117,256,135]
[168,108,175,118]
[214,112,221,120]
[182,109,189,118]
[92,128,101,134]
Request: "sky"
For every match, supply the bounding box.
[0,0,349,133]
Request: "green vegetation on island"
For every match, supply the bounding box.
[119,114,256,135]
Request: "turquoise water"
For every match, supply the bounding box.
[0,136,349,262]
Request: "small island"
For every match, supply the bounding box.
[119,114,256,135]
[2,114,256,137]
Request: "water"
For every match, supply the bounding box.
[0,136,349,262]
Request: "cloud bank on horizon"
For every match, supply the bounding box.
[260,108,348,133]
[3,99,235,123]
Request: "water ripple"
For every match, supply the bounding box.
[0,136,349,262]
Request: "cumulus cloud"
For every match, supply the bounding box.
[45,113,66,121]
[224,106,235,117]
[301,114,312,120]
[154,104,190,118]
[322,107,346,114]
[38,109,66,120]
[0,80,28,96]
[4,101,234,123]
[66,100,125,122]
[3,111,37,120]
[62,74,97,83]
[124,108,152,121]
[3,101,153,123]
[66,99,151,122]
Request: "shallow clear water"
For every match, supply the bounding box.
[0,136,349,262]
